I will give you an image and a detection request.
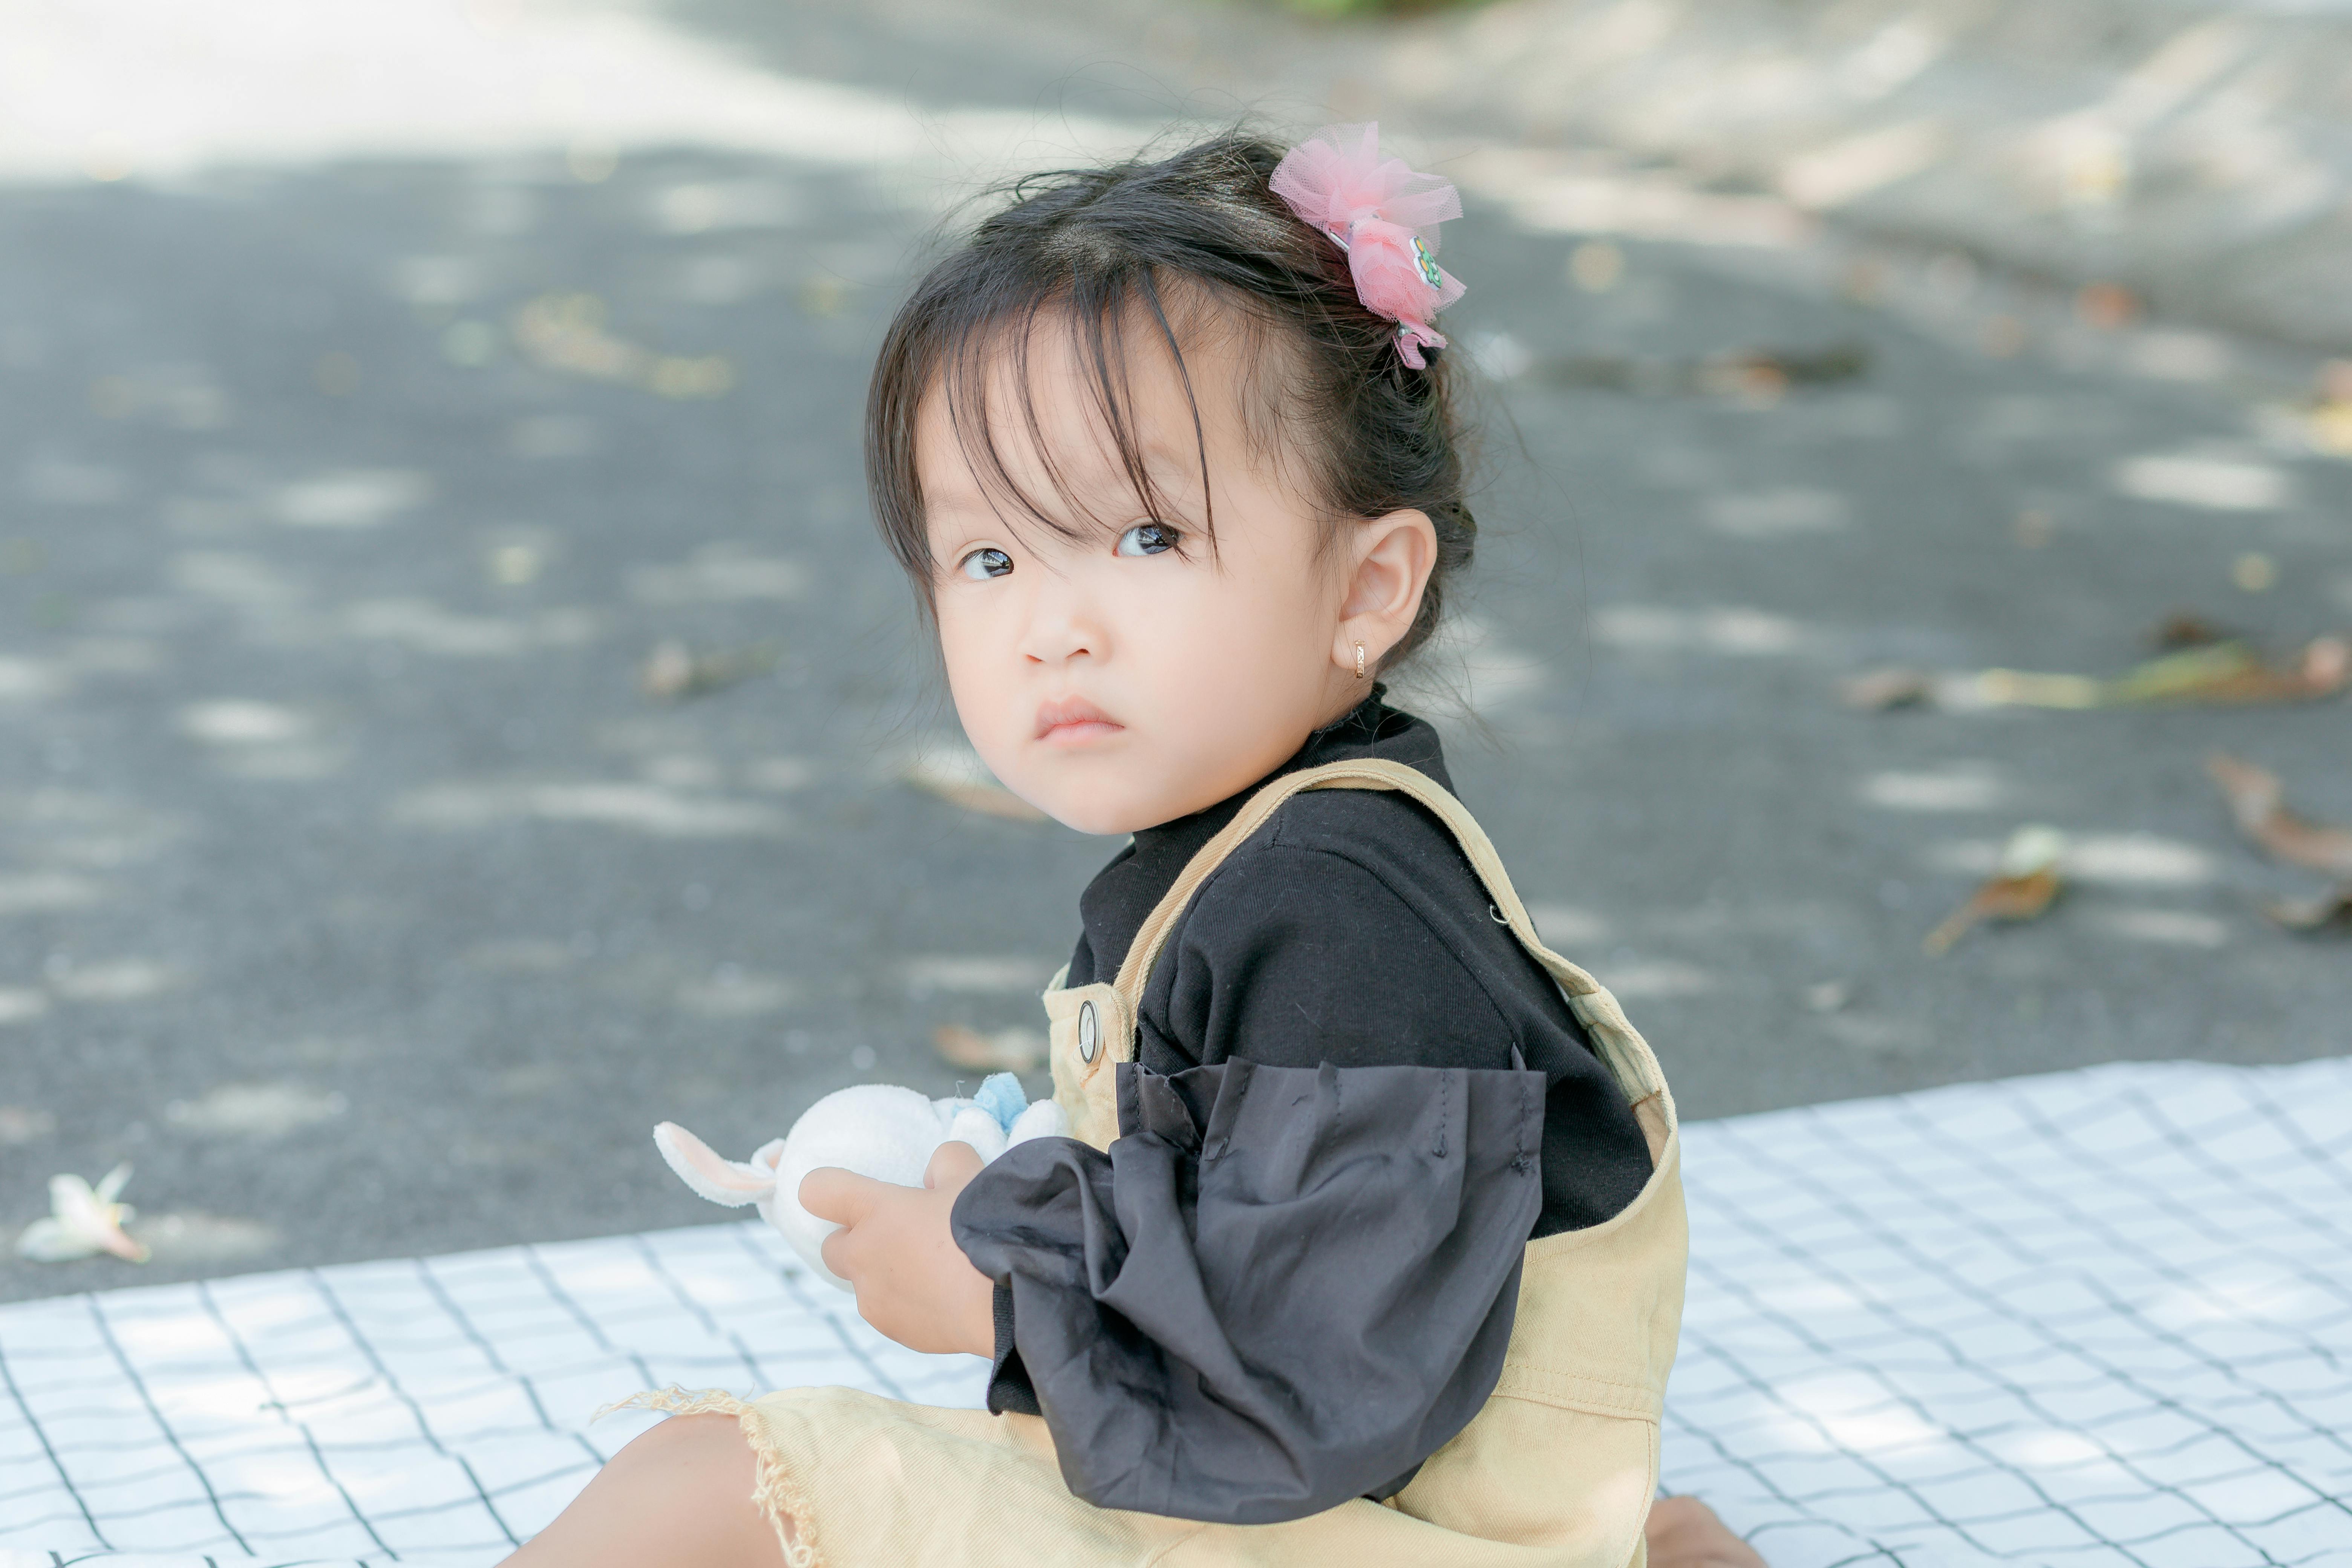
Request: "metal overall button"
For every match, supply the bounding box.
[1077,1000,1099,1064]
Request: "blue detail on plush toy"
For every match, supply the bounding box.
[975,1072,1028,1135]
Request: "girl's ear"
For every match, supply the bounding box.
[1334,508,1438,674]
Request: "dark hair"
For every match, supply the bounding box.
[864,130,1476,672]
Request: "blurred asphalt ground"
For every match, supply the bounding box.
[2,0,2347,1302]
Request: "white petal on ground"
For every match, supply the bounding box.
[15,1167,146,1262]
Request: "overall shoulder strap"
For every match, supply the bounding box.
[1110,758,1676,1149]
[1111,759,1594,1011]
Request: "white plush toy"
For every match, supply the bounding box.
[655,1071,1066,1292]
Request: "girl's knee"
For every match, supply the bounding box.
[624,1413,795,1555]
[617,1411,760,1486]
[502,1410,786,1567]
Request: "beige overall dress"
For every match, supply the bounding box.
[638,760,1688,1568]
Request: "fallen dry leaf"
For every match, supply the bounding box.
[2150,612,2233,651]
[1840,668,1936,710]
[1848,637,2349,714]
[1924,825,2066,956]
[933,1024,1044,1074]
[2206,754,2352,934]
[2265,887,2352,932]
[2207,753,2352,879]
[2108,638,2348,705]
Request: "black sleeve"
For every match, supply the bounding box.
[951,1056,1546,1524]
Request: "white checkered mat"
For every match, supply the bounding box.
[4,1058,2347,1567]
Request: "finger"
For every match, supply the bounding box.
[819,1222,856,1282]
[925,1140,985,1190]
[800,1167,885,1227]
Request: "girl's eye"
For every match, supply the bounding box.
[958,547,1013,581]
[1115,521,1180,558]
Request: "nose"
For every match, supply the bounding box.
[1015,572,1102,666]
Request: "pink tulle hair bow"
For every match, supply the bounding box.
[1270,122,1465,368]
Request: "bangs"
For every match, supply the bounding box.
[937,272,1222,557]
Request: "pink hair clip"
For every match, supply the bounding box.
[1270,122,1466,368]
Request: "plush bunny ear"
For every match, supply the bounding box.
[654,1122,776,1207]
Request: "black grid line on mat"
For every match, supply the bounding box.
[81,1295,253,1556]
[1660,1058,2352,1568]
[5,1058,2346,1568]
[1879,1095,2352,1465]
[1721,1120,2320,1557]
[408,1257,607,1473]
[304,1268,521,1550]
[193,1278,398,1559]
[518,1246,659,1397]
[0,1312,111,1552]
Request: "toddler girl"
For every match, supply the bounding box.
[509,125,1755,1568]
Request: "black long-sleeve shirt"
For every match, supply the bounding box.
[950,690,1655,1521]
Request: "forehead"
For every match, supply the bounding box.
[913,298,1271,524]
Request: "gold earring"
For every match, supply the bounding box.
[1353,642,1367,680]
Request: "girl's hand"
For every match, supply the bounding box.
[800,1142,997,1357]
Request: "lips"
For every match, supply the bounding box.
[1034,696,1121,741]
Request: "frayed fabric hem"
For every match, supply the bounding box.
[602,1386,819,1568]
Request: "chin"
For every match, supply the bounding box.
[1016,771,1165,837]
[1037,793,1149,837]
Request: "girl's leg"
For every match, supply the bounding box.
[501,1413,792,1568]
[1645,1495,1767,1568]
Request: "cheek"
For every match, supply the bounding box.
[933,597,1012,730]
[1122,561,1332,718]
